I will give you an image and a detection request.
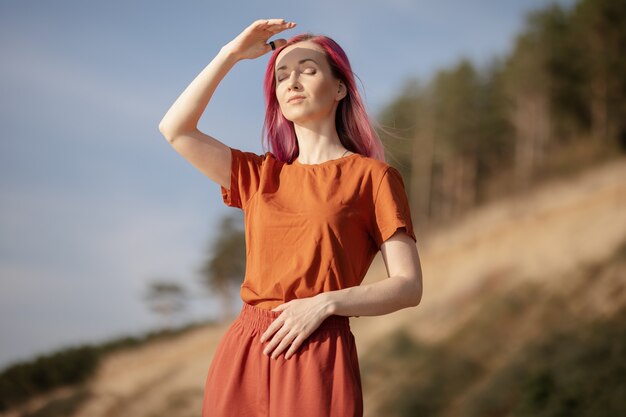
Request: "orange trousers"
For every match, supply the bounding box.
[202,302,363,417]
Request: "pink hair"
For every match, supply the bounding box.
[260,32,387,163]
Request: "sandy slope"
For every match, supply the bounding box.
[353,154,626,348]
[5,155,626,417]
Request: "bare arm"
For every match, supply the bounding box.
[157,19,296,190]
[158,48,238,140]
[158,48,240,189]
[320,230,422,317]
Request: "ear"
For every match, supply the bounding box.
[336,82,347,101]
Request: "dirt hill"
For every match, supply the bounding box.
[5,155,626,417]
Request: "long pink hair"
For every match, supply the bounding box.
[261,32,386,163]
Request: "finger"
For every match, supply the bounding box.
[284,333,306,359]
[265,18,289,25]
[267,21,296,30]
[254,18,278,29]
[265,26,287,35]
[264,327,290,356]
[247,20,270,35]
[260,318,284,343]
[262,21,296,33]
[260,327,270,342]
[265,38,287,52]
[265,40,279,54]
[271,332,298,359]
[253,19,270,29]
[262,331,280,353]
[266,38,288,51]
[263,27,291,39]
[260,327,274,343]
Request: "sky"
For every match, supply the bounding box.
[0,0,577,370]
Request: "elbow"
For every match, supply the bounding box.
[158,123,177,144]
[158,122,195,144]
[158,122,169,137]
[158,121,171,136]
[409,280,423,307]
[158,117,169,132]
[414,290,422,307]
[409,293,422,308]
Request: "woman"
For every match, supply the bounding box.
[159,18,423,417]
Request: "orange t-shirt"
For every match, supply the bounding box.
[220,146,417,312]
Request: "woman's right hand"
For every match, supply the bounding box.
[222,18,296,61]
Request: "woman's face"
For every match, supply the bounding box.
[274,40,345,125]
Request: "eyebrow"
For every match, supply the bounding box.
[275,58,319,72]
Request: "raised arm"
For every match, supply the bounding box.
[158,19,296,190]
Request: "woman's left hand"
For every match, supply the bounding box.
[259,294,332,360]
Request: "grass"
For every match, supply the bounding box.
[362,236,626,417]
[0,318,214,412]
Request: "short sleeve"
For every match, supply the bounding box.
[369,166,417,249]
[220,147,265,209]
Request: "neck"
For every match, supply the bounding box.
[293,121,348,164]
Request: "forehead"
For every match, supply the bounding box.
[275,42,327,72]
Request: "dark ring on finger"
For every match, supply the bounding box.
[269,40,276,50]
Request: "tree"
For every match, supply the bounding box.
[428,59,483,221]
[572,0,626,144]
[197,213,246,321]
[502,10,553,192]
[143,281,188,329]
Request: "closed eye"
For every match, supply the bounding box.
[277,68,316,82]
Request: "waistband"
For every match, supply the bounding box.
[237,302,351,332]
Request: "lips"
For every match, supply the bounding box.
[288,95,306,102]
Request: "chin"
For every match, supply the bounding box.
[284,112,309,124]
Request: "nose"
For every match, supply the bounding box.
[286,71,301,90]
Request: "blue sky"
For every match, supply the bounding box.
[0,0,576,369]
